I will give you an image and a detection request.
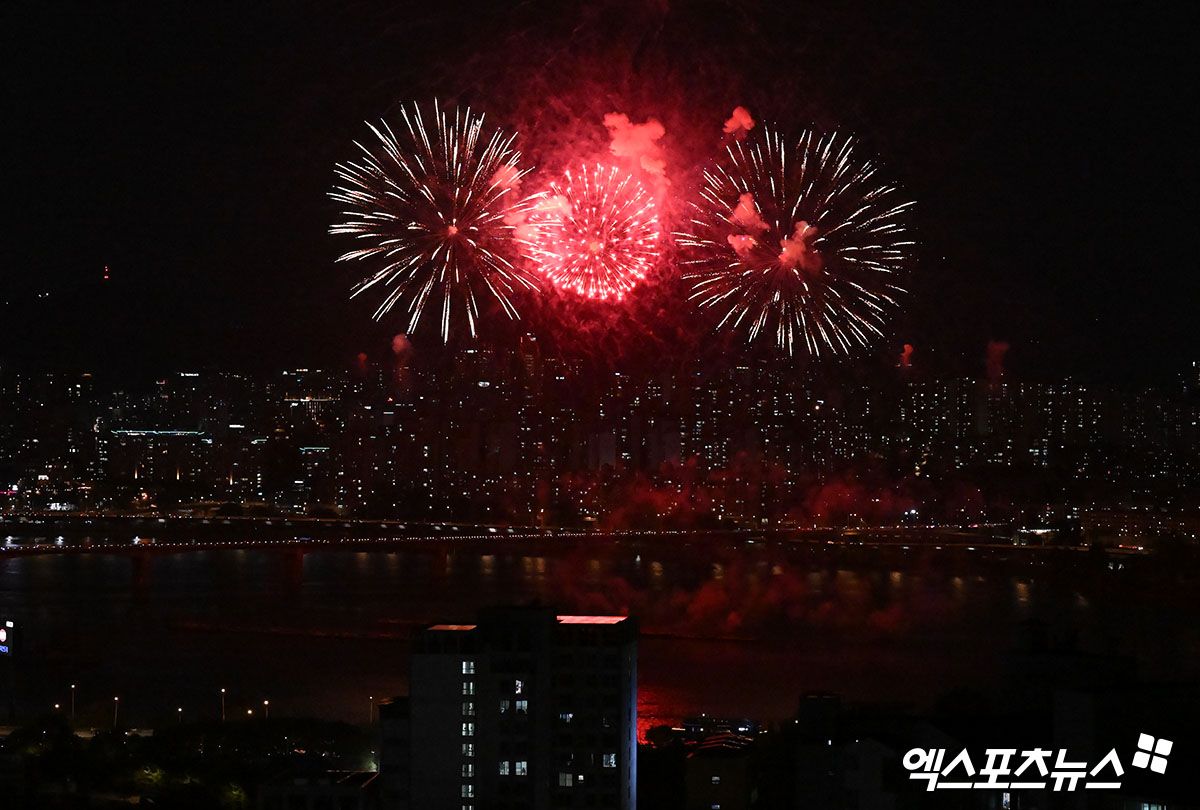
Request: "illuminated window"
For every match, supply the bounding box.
[499,761,510,776]
[515,761,528,776]
[462,660,475,675]
[462,743,474,757]
[514,679,524,694]
[516,699,528,714]
[461,784,474,798]
[711,776,720,784]
[603,753,616,768]
[461,763,474,777]
[499,699,510,713]
[559,712,574,723]
[462,701,475,716]
[558,772,573,787]
[462,681,474,696]
[461,722,474,737]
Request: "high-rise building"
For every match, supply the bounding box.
[404,607,638,810]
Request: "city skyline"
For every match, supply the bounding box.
[3,356,1196,530]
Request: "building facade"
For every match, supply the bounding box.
[405,607,637,810]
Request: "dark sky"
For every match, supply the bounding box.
[3,1,1195,383]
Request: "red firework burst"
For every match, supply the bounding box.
[519,164,660,301]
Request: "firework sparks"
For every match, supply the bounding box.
[517,164,661,301]
[677,126,916,356]
[330,101,537,341]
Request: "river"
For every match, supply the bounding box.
[2,536,1194,739]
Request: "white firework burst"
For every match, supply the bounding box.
[677,126,916,357]
[330,101,537,341]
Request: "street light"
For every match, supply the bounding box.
[70,684,76,723]
[263,699,270,719]
[220,688,226,722]
[368,695,375,725]
[112,696,120,728]
[177,707,183,724]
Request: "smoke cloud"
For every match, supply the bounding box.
[730,193,769,233]
[986,340,1009,384]
[391,334,414,388]
[507,194,573,243]
[722,105,755,136]
[536,194,573,218]
[603,113,667,179]
[778,221,822,273]
[489,163,523,193]
[391,333,413,357]
[726,234,758,260]
[505,213,533,243]
[899,343,914,368]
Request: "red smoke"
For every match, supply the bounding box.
[539,548,923,641]
[726,234,757,260]
[391,334,414,387]
[722,106,755,137]
[489,163,523,192]
[391,333,413,358]
[536,194,573,218]
[727,193,767,260]
[603,113,667,179]
[899,343,914,368]
[986,340,1009,384]
[730,193,769,233]
[778,221,822,273]
[508,194,572,243]
[801,477,916,525]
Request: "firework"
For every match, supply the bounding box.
[518,164,660,301]
[330,101,537,341]
[677,127,916,356]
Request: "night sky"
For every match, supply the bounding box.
[4,1,1195,383]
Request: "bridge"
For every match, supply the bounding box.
[0,512,1028,558]
[0,511,1112,557]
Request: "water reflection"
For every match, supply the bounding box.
[0,541,1187,732]
[1014,580,1031,610]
